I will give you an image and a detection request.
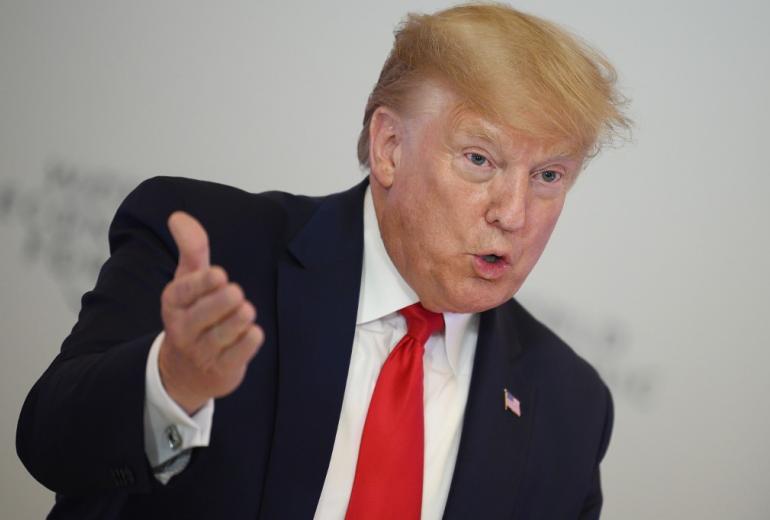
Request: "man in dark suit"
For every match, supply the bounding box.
[17,4,627,519]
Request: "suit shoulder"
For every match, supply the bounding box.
[123,175,318,218]
[507,298,608,396]
[114,176,321,243]
[506,299,613,461]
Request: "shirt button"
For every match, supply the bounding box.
[165,425,183,451]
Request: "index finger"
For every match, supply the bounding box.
[162,265,228,309]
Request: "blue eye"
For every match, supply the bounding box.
[467,153,488,167]
[539,170,561,183]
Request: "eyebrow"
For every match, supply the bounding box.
[459,124,498,143]
[452,117,502,145]
[448,110,585,166]
[537,147,584,168]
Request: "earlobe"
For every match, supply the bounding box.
[368,107,402,189]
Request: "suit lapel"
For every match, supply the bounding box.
[259,181,367,519]
[443,300,536,519]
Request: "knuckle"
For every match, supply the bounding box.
[238,343,258,366]
[209,266,228,285]
[175,280,191,302]
[231,341,257,367]
[239,302,256,323]
[224,318,249,345]
[161,282,177,307]
[204,325,223,348]
[222,323,240,346]
[210,283,233,307]
[245,339,259,356]
[203,269,217,289]
[224,283,244,305]
[249,325,265,346]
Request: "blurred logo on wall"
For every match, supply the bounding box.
[0,162,138,313]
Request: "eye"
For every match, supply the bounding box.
[466,152,489,167]
[538,170,561,183]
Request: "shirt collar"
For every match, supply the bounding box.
[356,185,418,325]
[356,184,475,375]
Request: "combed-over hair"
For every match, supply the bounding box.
[357,2,630,167]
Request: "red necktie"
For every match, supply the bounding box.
[346,303,445,520]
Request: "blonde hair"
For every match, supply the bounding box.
[357,2,630,167]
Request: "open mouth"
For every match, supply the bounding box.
[481,254,502,264]
[472,253,510,280]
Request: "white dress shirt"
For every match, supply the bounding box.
[143,186,479,519]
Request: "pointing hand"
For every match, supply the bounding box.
[158,211,264,414]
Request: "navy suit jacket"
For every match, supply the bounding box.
[17,176,613,519]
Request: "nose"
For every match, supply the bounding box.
[484,173,528,232]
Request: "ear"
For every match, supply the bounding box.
[368,106,403,189]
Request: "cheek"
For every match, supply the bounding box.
[385,180,450,265]
[424,182,483,255]
[523,205,564,261]
[429,165,488,223]
[405,169,471,239]
[391,151,490,267]
[538,211,561,239]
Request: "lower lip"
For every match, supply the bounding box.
[472,255,510,280]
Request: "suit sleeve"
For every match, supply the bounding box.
[578,383,614,519]
[16,177,185,496]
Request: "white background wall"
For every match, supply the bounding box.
[1,1,768,518]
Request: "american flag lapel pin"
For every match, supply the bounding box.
[503,388,521,417]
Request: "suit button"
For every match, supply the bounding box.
[165,425,183,451]
[111,467,135,488]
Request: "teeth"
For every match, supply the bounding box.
[482,254,499,263]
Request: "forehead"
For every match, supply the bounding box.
[403,81,586,164]
[452,113,581,161]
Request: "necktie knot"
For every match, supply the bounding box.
[400,302,444,344]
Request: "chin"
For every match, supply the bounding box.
[435,280,518,314]
[459,294,511,314]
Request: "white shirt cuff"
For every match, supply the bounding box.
[143,331,214,482]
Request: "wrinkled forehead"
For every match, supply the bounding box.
[402,79,588,162]
[451,110,586,163]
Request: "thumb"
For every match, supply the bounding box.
[168,211,210,276]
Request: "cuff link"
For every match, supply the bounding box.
[165,424,183,451]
